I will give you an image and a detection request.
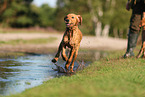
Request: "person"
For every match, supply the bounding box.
[123,0,145,58]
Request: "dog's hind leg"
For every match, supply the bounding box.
[65,48,75,72]
[70,46,79,72]
[52,42,63,63]
[61,46,68,61]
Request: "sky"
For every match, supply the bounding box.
[32,0,57,7]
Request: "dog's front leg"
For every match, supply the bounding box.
[52,42,63,63]
[65,48,75,72]
[61,46,68,61]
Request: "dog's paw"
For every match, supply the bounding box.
[52,59,57,63]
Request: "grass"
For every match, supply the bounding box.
[0,52,25,58]
[0,37,57,45]
[0,28,48,33]
[2,50,145,97]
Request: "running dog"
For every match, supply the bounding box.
[52,13,82,72]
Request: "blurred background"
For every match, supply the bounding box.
[0,1,133,95]
[0,0,131,38]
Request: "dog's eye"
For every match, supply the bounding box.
[72,17,74,19]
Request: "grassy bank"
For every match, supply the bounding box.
[0,52,25,58]
[0,37,57,45]
[4,50,145,97]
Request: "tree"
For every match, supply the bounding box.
[0,0,131,38]
[38,4,56,27]
[0,0,13,15]
[0,0,35,27]
[54,0,92,34]
[0,0,56,28]
[87,0,131,37]
[54,0,131,38]
[109,0,131,38]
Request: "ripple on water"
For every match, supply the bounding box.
[0,50,107,96]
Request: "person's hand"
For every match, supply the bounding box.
[126,1,131,11]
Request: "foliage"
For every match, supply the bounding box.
[0,0,55,28]
[38,4,56,27]
[1,0,35,27]
[0,0,132,38]
[54,0,93,34]
[53,0,131,37]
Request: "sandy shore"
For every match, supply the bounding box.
[0,33,127,53]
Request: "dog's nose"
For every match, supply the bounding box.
[65,19,69,22]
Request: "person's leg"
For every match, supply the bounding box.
[123,13,142,58]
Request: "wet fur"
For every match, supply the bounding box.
[52,13,82,72]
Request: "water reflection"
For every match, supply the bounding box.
[0,50,107,96]
[0,55,56,95]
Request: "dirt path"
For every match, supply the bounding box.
[0,33,127,53]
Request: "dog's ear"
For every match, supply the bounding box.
[77,15,82,25]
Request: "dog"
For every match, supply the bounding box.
[136,12,145,58]
[52,13,82,72]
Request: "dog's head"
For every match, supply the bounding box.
[64,13,82,28]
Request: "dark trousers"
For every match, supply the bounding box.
[129,2,145,34]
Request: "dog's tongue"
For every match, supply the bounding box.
[66,24,70,26]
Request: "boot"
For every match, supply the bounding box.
[123,30,139,58]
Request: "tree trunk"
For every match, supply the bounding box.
[95,21,102,37]
[119,29,123,38]
[102,24,110,37]
[113,28,119,38]
[88,0,102,37]
[0,0,7,15]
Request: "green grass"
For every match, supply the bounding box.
[4,50,145,97]
[0,29,47,33]
[0,52,25,58]
[0,37,57,45]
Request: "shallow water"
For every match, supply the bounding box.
[0,50,107,95]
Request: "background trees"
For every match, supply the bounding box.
[0,0,131,38]
[53,0,131,38]
[0,0,55,27]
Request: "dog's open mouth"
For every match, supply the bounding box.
[66,23,70,26]
[66,23,73,27]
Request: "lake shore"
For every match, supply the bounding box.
[0,33,127,54]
